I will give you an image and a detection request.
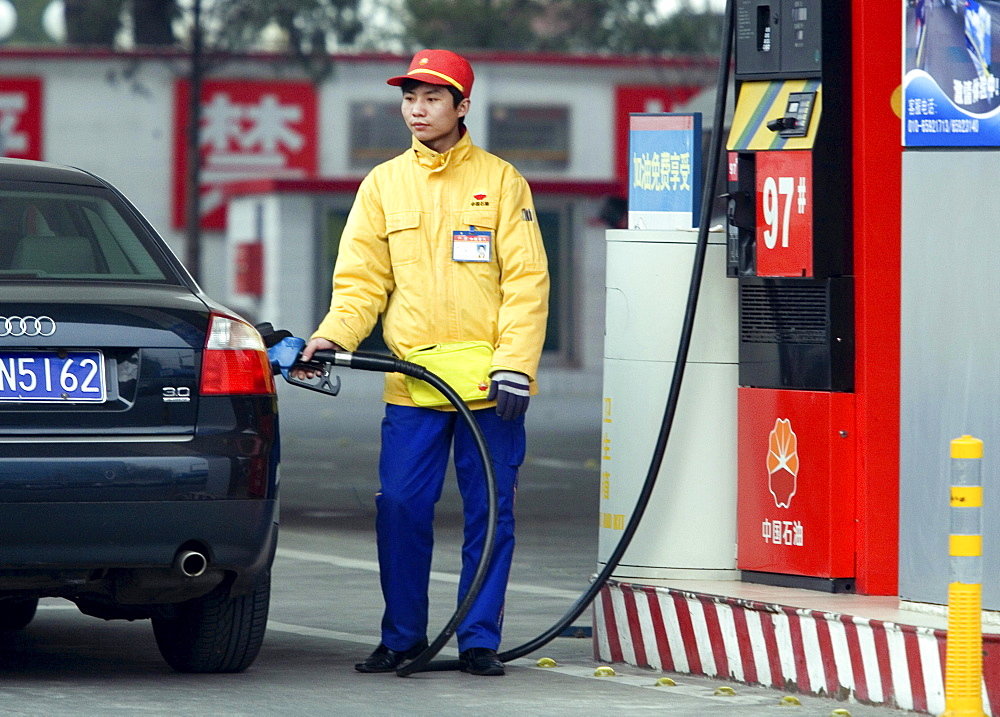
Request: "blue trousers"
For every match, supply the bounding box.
[376,404,524,653]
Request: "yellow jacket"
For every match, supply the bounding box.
[312,132,550,408]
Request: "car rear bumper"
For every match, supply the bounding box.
[0,498,278,608]
[0,396,279,605]
[0,498,277,571]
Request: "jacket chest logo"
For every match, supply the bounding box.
[471,192,490,207]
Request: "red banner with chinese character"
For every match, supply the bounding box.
[0,77,43,160]
[173,79,318,230]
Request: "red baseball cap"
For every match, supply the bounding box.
[387,49,475,98]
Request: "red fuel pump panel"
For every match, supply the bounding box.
[736,387,855,578]
[755,150,813,277]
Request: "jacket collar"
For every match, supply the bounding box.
[411,130,473,172]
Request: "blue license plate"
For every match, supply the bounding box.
[0,351,106,402]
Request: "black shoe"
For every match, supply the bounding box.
[459,647,505,676]
[354,640,428,673]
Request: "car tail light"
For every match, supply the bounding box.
[200,314,276,395]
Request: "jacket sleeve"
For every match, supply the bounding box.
[311,175,394,351]
[491,172,550,383]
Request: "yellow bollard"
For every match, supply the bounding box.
[943,435,986,717]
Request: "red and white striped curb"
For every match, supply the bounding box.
[593,579,1000,715]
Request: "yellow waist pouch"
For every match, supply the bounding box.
[404,341,494,407]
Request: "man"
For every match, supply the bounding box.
[295,49,549,677]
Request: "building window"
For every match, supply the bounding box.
[349,102,409,170]
[488,105,570,172]
[535,204,570,360]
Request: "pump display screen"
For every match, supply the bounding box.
[735,0,822,78]
[757,5,772,52]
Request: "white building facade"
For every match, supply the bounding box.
[0,48,717,372]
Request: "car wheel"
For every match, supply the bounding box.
[0,597,39,631]
[151,571,270,673]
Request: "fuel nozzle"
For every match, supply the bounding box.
[256,323,342,396]
[766,116,798,132]
[255,323,416,396]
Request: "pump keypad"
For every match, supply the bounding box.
[773,91,816,137]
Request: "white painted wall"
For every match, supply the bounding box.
[0,50,717,372]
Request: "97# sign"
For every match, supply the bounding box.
[755,151,812,277]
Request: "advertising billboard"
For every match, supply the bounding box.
[904,0,1000,146]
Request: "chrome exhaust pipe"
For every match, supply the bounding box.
[175,550,208,578]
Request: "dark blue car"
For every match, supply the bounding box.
[0,158,279,673]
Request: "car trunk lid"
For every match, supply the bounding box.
[0,284,209,436]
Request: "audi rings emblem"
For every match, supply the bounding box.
[0,316,57,337]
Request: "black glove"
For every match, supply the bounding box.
[487,371,530,420]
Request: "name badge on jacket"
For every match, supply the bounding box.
[452,229,492,262]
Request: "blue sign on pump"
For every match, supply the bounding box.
[627,113,701,231]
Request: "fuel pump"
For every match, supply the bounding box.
[726,0,857,592]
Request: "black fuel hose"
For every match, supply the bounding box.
[405,0,736,671]
[308,349,498,677]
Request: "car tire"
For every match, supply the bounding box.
[0,597,39,631]
[151,570,270,673]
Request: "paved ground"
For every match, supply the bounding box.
[0,367,920,714]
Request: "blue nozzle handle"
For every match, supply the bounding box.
[267,336,307,376]
[267,336,342,396]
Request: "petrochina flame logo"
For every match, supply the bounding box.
[766,418,798,509]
